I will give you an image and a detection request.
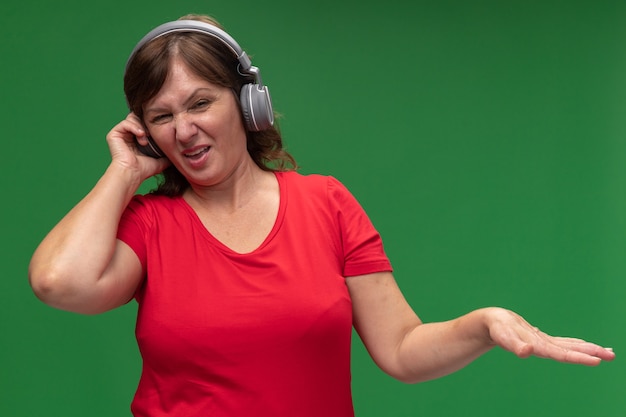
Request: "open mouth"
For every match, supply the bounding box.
[184,146,211,160]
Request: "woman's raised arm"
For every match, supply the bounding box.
[28,114,169,314]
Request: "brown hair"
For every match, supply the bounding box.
[124,14,297,196]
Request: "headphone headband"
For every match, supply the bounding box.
[125,20,262,85]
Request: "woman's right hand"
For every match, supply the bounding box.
[106,112,171,180]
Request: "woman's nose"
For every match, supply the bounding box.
[174,113,198,142]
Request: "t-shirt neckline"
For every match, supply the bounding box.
[175,171,288,256]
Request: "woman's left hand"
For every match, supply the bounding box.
[484,307,615,365]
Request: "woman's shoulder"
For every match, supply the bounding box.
[278,170,345,190]
[277,171,355,206]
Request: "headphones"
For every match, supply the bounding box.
[126,19,274,134]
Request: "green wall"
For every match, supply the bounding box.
[1,0,623,415]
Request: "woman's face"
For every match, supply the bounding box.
[143,57,249,188]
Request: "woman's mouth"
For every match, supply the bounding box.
[184,146,211,160]
[183,146,211,168]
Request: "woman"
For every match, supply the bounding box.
[28,14,614,417]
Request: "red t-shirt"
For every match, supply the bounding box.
[117,171,392,417]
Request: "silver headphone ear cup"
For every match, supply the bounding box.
[240,83,274,131]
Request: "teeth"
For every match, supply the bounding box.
[186,147,209,157]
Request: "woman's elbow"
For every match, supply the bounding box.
[382,365,428,385]
[28,263,95,314]
[369,354,427,385]
[29,263,71,307]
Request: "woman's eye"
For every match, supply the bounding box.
[151,114,171,124]
[191,99,210,110]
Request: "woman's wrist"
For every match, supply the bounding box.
[466,307,509,348]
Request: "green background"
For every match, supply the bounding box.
[1,0,624,415]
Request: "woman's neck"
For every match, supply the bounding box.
[184,161,273,214]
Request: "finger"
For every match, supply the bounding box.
[535,345,603,366]
[526,336,614,365]
[125,121,147,141]
[114,125,148,152]
[550,337,616,361]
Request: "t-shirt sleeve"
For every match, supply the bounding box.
[117,195,151,271]
[327,177,393,277]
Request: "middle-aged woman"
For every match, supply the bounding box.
[28,14,615,417]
